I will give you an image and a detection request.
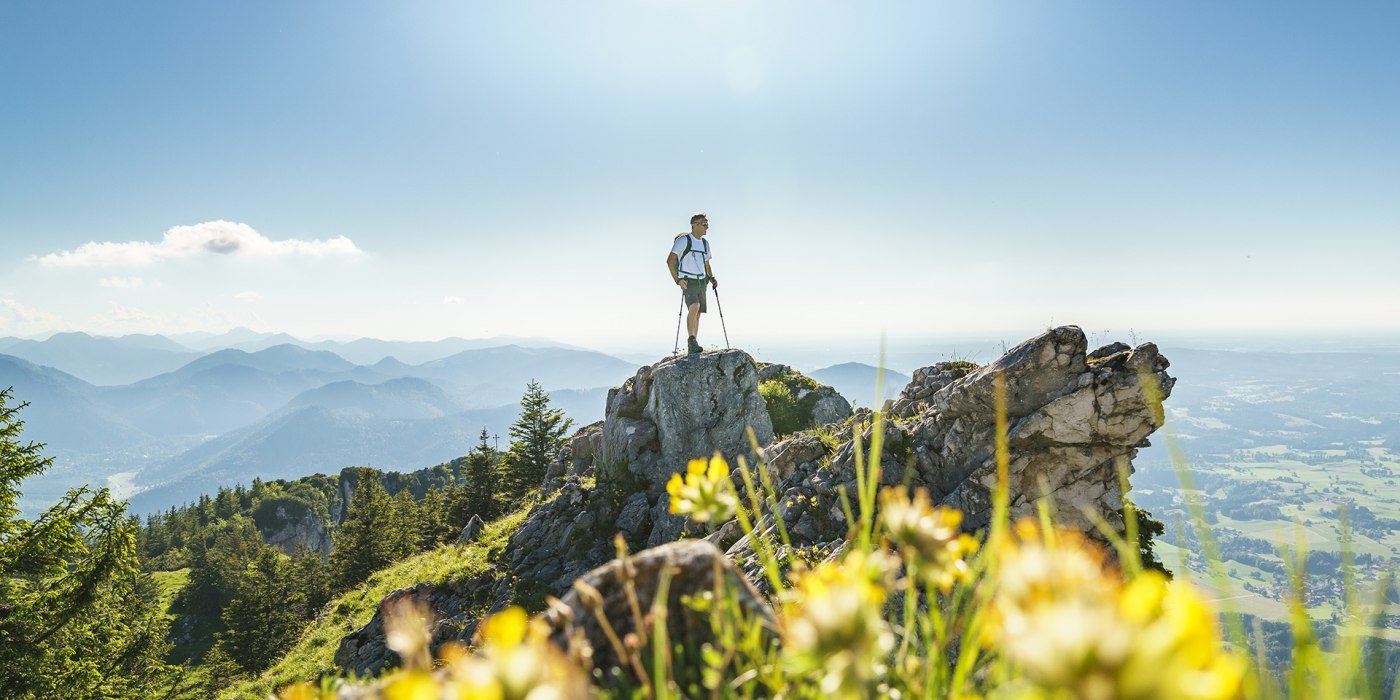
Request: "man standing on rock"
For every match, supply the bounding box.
[667,212,717,355]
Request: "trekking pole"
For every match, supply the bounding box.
[713,285,731,349]
[673,291,685,356]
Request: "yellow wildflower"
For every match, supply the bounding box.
[879,486,980,592]
[988,520,1244,700]
[782,550,897,699]
[666,452,738,523]
[382,671,439,700]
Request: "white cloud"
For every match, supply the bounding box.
[98,276,146,288]
[36,220,363,268]
[0,298,69,336]
[234,291,263,302]
[443,296,464,304]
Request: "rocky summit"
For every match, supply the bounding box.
[600,349,774,489]
[336,327,1173,676]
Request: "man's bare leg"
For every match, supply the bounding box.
[687,304,701,337]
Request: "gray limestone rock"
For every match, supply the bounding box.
[600,350,774,490]
[456,514,485,545]
[808,386,853,426]
[614,492,652,540]
[255,502,332,556]
[543,422,604,493]
[545,540,775,678]
[729,326,1174,563]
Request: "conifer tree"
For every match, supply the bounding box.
[388,488,422,558]
[177,518,263,620]
[460,427,498,521]
[500,381,572,502]
[0,388,175,698]
[417,486,454,546]
[218,545,306,672]
[329,469,396,590]
[290,546,331,614]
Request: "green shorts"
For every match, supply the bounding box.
[682,277,708,313]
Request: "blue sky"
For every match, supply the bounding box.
[1,1,1396,351]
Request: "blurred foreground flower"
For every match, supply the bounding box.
[879,486,979,592]
[282,605,586,700]
[989,520,1244,700]
[666,452,738,523]
[782,550,897,699]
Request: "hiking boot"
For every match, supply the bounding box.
[687,336,703,354]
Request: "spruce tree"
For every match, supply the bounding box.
[177,518,263,620]
[460,427,498,521]
[217,545,306,672]
[501,381,572,502]
[328,469,396,590]
[388,489,422,558]
[0,388,175,698]
[290,546,331,615]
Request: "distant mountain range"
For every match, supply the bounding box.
[0,332,200,385]
[809,362,911,406]
[1,328,589,385]
[0,335,632,515]
[129,382,609,513]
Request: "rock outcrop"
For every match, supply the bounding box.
[601,350,774,489]
[253,499,333,556]
[727,326,1173,569]
[542,421,602,493]
[756,362,853,435]
[456,514,485,545]
[335,328,1173,678]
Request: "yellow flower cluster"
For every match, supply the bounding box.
[666,452,738,523]
[781,550,897,699]
[282,606,585,700]
[988,520,1245,700]
[879,486,980,592]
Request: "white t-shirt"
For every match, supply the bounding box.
[670,234,712,279]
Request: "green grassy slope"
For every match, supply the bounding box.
[218,507,527,699]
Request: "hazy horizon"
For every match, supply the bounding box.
[3,2,1397,347]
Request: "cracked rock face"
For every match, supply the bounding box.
[728,325,1174,563]
[256,503,332,556]
[600,350,774,490]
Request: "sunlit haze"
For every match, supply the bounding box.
[3,2,1397,354]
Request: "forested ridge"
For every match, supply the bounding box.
[0,380,572,699]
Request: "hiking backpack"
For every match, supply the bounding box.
[673,232,709,278]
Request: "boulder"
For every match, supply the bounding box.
[456,514,485,545]
[543,421,603,493]
[545,539,775,677]
[600,350,774,490]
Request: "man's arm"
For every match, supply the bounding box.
[705,260,716,288]
[666,253,685,288]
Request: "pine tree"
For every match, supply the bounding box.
[500,380,572,502]
[0,388,175,697]
[417,486,454,547]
